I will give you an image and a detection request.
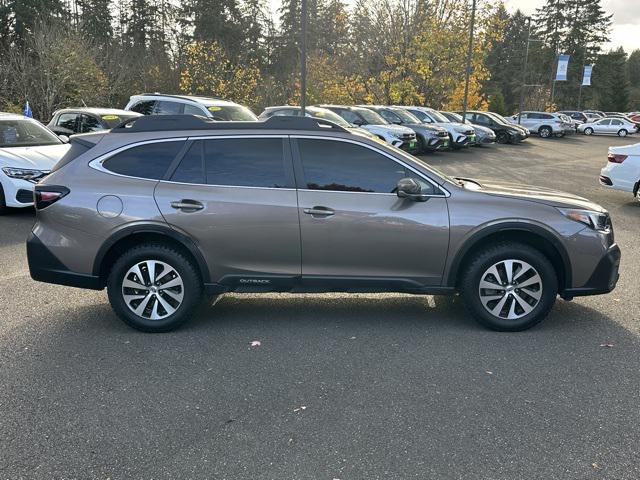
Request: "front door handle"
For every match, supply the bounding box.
[170,199,204,211]
[303,206,335,217]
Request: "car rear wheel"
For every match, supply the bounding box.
[107,243,203,332]
[460,242,558,331]
[539,126,552,138]
[584,127,594,135]
[618,129,628,137]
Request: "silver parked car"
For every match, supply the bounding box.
[578,117,638,137]
[28,115,620,332]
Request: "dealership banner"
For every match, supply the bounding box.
[556,54,570,81]
[582,65,593,86]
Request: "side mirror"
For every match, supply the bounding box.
[59,135,70,143]
[396,177,428,202]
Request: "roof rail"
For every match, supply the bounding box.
[112,115,349,133]
[135,93,223,103]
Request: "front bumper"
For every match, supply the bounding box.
[0,176,37,208]
[27,232,102,289]
[561,244,621,299]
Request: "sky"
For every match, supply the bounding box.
[503,0,640,53]
[267,0,640,53]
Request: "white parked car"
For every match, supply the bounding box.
[396,106,476,148]
[0,113,71,213]
[578,117,638,137]
[600,142,640,201]
[319,105,418,152]
[509,111,573,138]
[125,93,258,121]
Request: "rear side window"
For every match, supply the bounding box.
[204,138,287,188]
[154,101,183,115]
[298,138,429,193]
[103,141,184,179]
[57,113,79,132]
[130,100,156,115]
[171,142,204,184]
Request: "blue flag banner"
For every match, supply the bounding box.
[582,65,593,86]
[556,54,570,81]
[23,101,33,118]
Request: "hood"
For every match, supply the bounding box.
[405,124,447,135]
[367,124,414,135]
[471,124,494,135]
[466,179,606,212]
[0,144,71,170]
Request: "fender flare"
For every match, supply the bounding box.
[444,221,572,289]
[92,223,210,283]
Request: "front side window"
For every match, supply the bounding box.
[184,104,206,116]
[204,138,287,188]
[379,109,402,124]
[102,141,184,179]
[409,109,429,122]
[337,109,361,125]
[80,114,104,133]
[0,119,61,147]
[298,138,431,194]
[599,119,611,125]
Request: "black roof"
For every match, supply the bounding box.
[113,114,349,133]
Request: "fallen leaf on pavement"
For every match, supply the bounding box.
[293,406,307,412]
[485,371,493,375]
[592,463,602,470]
[249,340,261,347]
[599,343,614,348]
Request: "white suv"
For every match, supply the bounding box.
[124,94,258,121]
[397,106,476,148]
[509,111,573,138]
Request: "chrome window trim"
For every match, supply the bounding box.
[291,134,450,198]
[89,137,188,181]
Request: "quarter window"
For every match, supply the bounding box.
[130,100,156,115]
[154,101,183,115]
[102,141,184,179]
[298,139,430,194]
[80,114,103,133]
[204,138,288,188]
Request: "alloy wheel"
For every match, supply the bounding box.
[478,259,543,320]
[121,260,184,320]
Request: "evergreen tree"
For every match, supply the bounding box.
[182,0,246,55]
[5,0,66,45]
[77,0,113,48]
[593,48,629,111]
[627,50,640,88]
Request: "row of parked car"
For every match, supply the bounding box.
[1,93,638,214]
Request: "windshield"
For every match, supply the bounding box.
[205,105,258,121]
[100,113,141,128]
[486,112,511,125]
[307,108,352,128]
[0,118,62,148]
[427,109,450,122]
[444,112,468,124]
[355,108,389,125]
[391,109,421,124]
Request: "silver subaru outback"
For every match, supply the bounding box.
[27,115,620,332]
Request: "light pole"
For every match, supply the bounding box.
[461,0,476,122]
[300,0,307,115]
[517,18,543,124]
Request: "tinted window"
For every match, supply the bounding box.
[184,104,206,116]
[272,109,297,117]
[57,113,79,132]
[80,114,104,133]
[204,138,287,188]
[379,109,401,123]
[171,142,204,184]
[337,109,361,124]
[155,101,183,115]
[130,100,156,115]
[103,141,184,179]
[298,139,429,193]
[0,119,61,147]
[409,109,429,122]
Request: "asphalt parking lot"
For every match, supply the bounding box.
[1,135,639,479]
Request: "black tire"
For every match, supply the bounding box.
[0,182,8,215]
[460,242,558,332]
[618,129,628,137]
[539,126,552,138]
[584,127,594,136]
[107,243,203,332]
[416,135,427,154]
[496,131,509,144]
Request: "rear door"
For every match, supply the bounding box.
[154,136,301,289]
[595,119,611,134]
[293,136,450,289]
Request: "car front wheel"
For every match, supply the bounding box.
[584,127,594,135]
[539,126,552,138]
[460,242,558,331]
[107,243,203,332]
[618,129,628,137]
[496,132,509,144]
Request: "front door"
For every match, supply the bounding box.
[293,137,450,290]
[154,136,301,290]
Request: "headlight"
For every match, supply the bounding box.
[2,167,49,182]
[558,208,611,233]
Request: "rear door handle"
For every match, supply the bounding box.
[303,206,335,217]
[170,199,204,211]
